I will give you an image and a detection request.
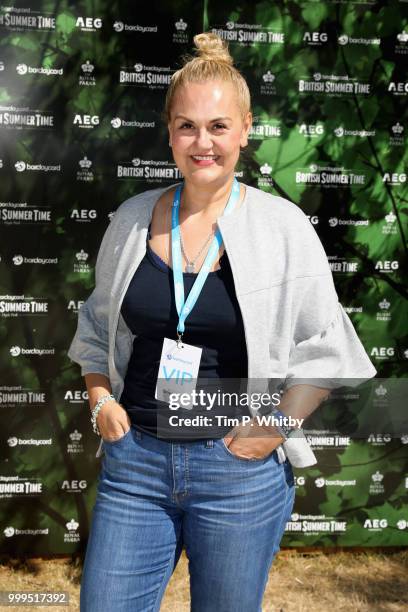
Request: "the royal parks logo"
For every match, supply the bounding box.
[376,299,391,322]
[77,156,94,182]
[256,163,273,189]
[64,519,80,542]
[74,250,91,274]
[66,430,84,455]
[79,60,96,87]
[382,211,397,235]
[260,70,277,95]
[395,31,408,55]
[173,18,188,43]
[390,122,404,147]
[370,471,385,495]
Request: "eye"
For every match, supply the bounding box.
[213,123,227,130]
[179,122,193,129]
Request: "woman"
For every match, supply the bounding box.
[68,32,376,612]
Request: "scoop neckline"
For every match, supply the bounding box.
[146,237,227,277]
[145,180,250,232]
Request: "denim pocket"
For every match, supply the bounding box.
[219,437,276,462]
[102,426,133,448]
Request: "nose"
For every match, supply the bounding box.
[195,127,213,150]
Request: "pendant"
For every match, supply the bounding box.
[186,262,195,273]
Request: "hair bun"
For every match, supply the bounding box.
[193,32,234,65]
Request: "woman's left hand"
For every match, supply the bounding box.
[223,417,285,460]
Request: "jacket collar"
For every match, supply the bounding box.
[140,180,253,227]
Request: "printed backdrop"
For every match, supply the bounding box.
[0,0,407,554]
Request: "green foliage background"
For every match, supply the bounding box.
[0,1,407,552]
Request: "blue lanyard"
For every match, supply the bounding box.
[171,178,240,343]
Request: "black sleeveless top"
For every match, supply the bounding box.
[119,224,249,440]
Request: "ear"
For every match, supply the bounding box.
[240,111,252,148]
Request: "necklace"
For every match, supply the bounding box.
[179,227,215,273]
[163,192,227,273]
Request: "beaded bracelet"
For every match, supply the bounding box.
[91,394,116,436]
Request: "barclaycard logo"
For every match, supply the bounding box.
[166,354,192,365]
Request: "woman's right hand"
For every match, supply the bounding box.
[95,400,132,442]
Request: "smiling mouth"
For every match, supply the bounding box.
[191,155,220,161]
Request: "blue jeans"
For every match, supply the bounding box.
[80,425,295,612]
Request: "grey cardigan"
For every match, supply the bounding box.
[67,182,377,464]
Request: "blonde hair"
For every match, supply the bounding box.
[163,32,251,124]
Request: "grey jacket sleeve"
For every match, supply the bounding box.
[67,211,124,378]
[285,215,377,389]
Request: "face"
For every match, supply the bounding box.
[168,80,252,188]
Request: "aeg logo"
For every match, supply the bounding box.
[76,17,102,31]
[303,32,328,43]
[375,260,399,271]
[73,115,99,128]
[70,209,97,221]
